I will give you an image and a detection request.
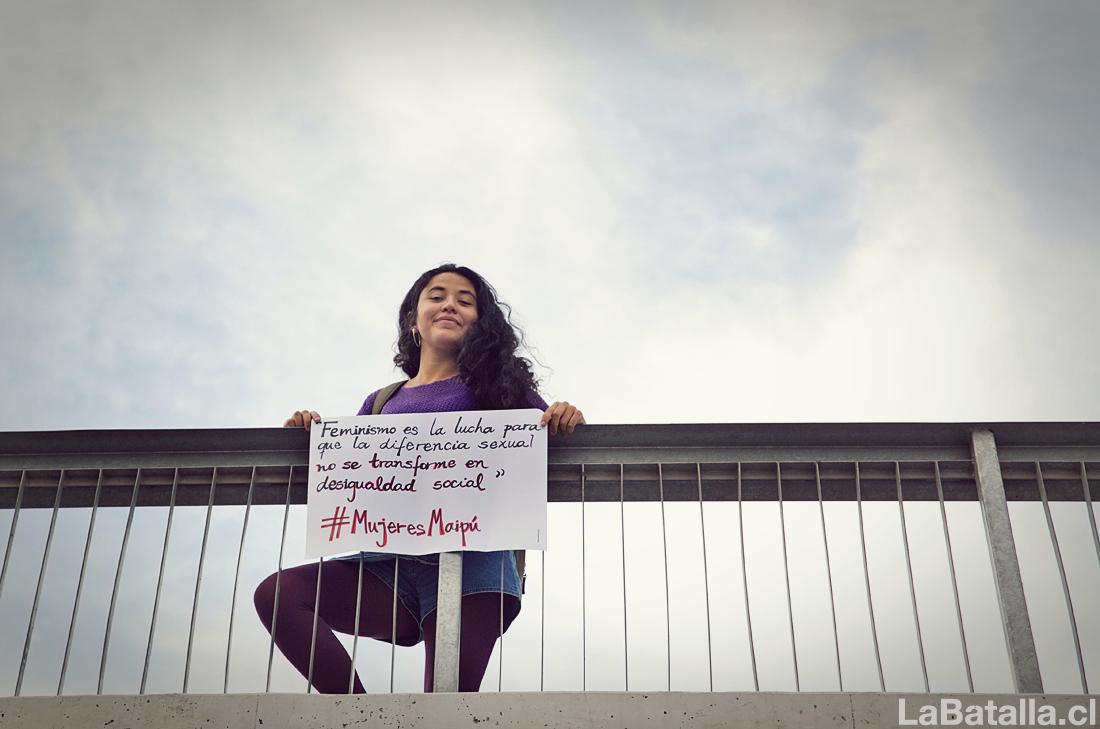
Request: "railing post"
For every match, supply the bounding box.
[432,551,463,692]
[970,428,1043,692]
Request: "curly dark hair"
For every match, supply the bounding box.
[394,264,539,409]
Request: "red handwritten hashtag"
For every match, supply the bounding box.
[320,506,350,542]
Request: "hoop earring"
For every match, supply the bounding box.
[412,329,421,348]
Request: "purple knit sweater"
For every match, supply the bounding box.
[357,375,548,416]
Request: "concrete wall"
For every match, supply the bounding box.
[1,692,1096,729]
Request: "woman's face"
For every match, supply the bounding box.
[413,272,479,352]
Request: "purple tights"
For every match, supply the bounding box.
[253,560,514,693]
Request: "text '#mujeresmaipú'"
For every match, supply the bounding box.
[305,409,548,557]
[320,506,479,548]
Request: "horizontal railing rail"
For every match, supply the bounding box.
[0,459,1096,507]
[0,423,1097,698]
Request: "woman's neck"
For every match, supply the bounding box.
[409,349,460,386]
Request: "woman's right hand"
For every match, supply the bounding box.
[283,410,321,430]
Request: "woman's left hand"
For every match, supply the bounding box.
[541,401,585,435]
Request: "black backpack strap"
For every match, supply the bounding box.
[371,380,408,415]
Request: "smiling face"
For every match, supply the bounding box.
[412,272,479,352]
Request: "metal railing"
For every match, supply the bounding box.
[0,423,1097,696]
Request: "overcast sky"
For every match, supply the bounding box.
[3,0,1099,430]
[1,0,1097,699]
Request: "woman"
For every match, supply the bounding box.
[254,264,584,693]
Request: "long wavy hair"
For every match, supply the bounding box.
[394,264,538,409]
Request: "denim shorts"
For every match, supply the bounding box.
[332,550,522,644]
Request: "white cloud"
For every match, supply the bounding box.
[1,1,1099,699]
[2,1,1098,431]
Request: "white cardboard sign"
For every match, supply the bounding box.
[306,409,548,558]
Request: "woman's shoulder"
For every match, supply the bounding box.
[525,388,549,410]
[357,380,411,415]
[356,390,380,416]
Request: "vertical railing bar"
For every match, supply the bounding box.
[738,462,759,691]
[1081,461,1100,691]
[696,463,714,692]
[1035,461,1088,692]
[1082,462,1100,580]
[184,466,218,693]
[776,462,800,691]
[581,463,586,691]
[856,462,886,691]
[141,467,180,695]
[225,466,257,694]
[0,471,28,610]
[934,460,974,692]
[498,554,504,692]
[265,466,295,693]
[895,461,929,692]
[306,556,324,693]
[432,552,464,692]
[658,462,671,691]
[390,557,399,693]
[970,429,1041,693]
[15,469,66,696]
[815,462,843,691]
[100,469,141,695]
[59,468,104,695]
[347,553,364,694]
[540,549,546,692]
[620,463,629,691]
